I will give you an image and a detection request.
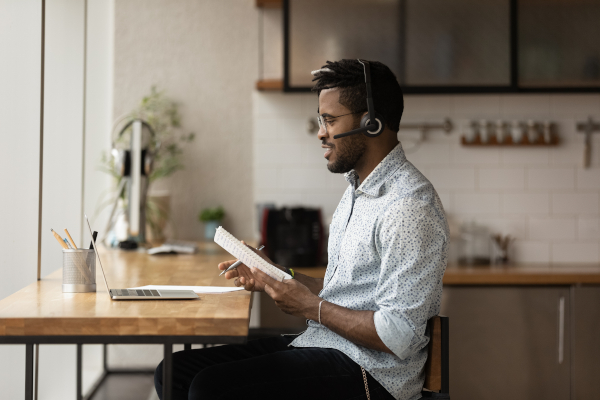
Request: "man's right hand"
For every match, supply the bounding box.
[218,260,266,292]
[217,241,280,292]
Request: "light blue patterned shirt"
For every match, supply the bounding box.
[291,143,449,400]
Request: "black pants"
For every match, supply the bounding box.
[154,335,396,400]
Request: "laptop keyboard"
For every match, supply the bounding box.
[114,289,161,297]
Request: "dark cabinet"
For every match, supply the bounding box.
[519,0,600,88]
[441,287,571,400]
[283,0,600,93]
[571,286,600,400]
[403,0,510,87]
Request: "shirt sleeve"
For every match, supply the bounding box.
[372,196,448,360]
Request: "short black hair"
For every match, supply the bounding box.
[311,59,404,132]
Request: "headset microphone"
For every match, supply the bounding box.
[333,59,386,139]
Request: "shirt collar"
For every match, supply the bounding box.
[344,143,406,197]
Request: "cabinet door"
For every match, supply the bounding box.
[572,286,600,400]
[404,0,510,86]
[440,287,570,400]
[518,0,600,88]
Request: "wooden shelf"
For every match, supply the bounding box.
[461,135,559,146]
[256,0,282,8]
[256,79,283,91]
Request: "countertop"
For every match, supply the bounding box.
[294,263,600,285]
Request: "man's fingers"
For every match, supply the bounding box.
[224,269,239,280]
[250,267,281,287]
[243,278,255,291]
[263,283,276,298]
[218,260,239,271]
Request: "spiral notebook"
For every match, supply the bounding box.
[214,226,292,281]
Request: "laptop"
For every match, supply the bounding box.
[85,215,199,300]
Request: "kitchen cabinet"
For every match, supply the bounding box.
[571,286,600,400]
[519,0,600,88]
[440,287,571,400]
[276,0,600,93]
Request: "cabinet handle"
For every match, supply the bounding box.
[558,296,565,364]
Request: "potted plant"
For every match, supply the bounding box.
[99,87,195,244]
[199,206,225,240]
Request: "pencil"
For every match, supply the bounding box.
[51,229,69,249]
[53,229,92,282]
[64,229,78,249]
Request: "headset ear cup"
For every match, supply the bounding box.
[360,113,386,137]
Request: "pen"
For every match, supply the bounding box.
[51,229,69,249]
[219,245,265,276]
[63,238,74,249]
[89,231,97,249]
[64,228,78,249]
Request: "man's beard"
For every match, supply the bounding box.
[326,124,367,174]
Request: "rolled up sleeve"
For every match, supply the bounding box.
[372,197,447,359]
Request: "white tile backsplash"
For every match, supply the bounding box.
[452,95,500,117]
[454,193,501,214]
[479,168,526,190]
[502,192,551,215]
[552,242,600,263]
[451,146,501,166]
[513,241,551,263]
[577,168,600,189]
[550,95,600,117]
[428,167,476,190]
[500,95,551,118]
[253,91,600,263]
[552,193,599,215]
[528,167,576,190]
[579,217,600,240]
[475,216,527,239]
[528,217,577,240]
[500,147,550,166]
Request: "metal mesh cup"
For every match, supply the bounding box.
[62,249,96,293]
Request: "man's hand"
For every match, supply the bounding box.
[250,267,321,320]
[217,241,279,292]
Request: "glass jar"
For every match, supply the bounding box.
[458,221,491,266]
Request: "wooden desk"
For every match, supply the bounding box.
[0,243,251,400]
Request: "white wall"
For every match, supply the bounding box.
[113,0,258,241]
[0,0,113,398]
[253,92,600,264]
[0,1,42,398]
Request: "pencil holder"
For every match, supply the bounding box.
[62,249,96,293]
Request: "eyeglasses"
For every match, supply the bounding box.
[317,111,364,134]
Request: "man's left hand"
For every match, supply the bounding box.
[251,267,320,320]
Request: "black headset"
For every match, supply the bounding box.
[111,119,156,177]
[333,59,386,139]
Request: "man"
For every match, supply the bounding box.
[155,59,448,400]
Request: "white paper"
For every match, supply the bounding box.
[127,285,245,294]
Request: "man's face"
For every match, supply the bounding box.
[317,89,367,174]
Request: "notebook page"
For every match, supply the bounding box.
[214,226,292,281]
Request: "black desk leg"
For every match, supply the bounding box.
[184,344,191,351]
[163,343,173,400]
[76,344,83,400]
[25,344,34,400]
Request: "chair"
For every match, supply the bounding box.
[421,315,450,399]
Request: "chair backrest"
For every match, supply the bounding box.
[423,315,449,394]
